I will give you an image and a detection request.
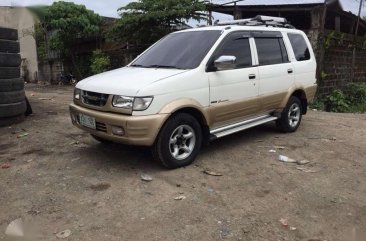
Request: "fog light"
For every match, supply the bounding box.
[112,126,125,136]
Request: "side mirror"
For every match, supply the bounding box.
[214,55,236,71]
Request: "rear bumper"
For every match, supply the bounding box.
[305,84,318,103]
[69,103,169,146]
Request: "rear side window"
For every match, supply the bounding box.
[213,32,252,69]
[255,38,289,65]
[288,33,311,61]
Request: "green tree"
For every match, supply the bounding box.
[31,2,101,79]
[90,49,111,74]
[111,0,207,45]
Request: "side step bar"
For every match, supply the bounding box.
[210,115,278,140]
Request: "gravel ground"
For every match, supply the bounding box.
[1,84,366,241]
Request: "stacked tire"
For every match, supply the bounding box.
[0,27,27,127]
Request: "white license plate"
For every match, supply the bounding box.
[79,114,96,129]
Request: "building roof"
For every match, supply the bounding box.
[213,0,325,6]
[212,0,366,17]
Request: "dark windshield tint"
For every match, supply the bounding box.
[288,33,310,61]
[132,30,221,69]
[213,32,252,69]
[255,38,289,65]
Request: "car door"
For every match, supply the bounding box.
[253,31,294,112]
[206,31,260,128]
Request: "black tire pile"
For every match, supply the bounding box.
[0,27,27,127]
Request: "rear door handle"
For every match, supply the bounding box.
[288,69,293,74]
[249,74,256,79]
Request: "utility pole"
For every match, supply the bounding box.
[207,0,213,25]
[351,0,363,82]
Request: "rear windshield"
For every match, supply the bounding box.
[131,30,221,70]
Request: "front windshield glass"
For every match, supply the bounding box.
[131,30,222,70]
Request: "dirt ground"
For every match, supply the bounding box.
[1,84,366,241]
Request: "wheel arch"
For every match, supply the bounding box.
[280,86,308,115]
[158,99,211,145]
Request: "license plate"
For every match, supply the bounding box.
[79,114,96,129]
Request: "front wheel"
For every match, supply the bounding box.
[152,113,202,169]
[277,96,303,133]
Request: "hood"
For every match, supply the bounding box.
[76,67,189,96]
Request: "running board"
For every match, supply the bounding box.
[210,115,278,140]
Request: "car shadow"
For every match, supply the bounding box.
[74,122,282,171]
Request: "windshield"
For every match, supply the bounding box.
[131,30,222,70]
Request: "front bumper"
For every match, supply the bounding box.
[69,103,169,146]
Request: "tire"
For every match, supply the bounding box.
[0,90,25,104]
[0,101,26,118]
[0,78,24,92]
[0,39,20,53]
[0,53,21,67]
[0,27,18,41]
[0,67,20,79]
[25,97,32,116]
[90,134,113,144]
[277,96,303,133]
[0,114,25,127]
[152,113,202,169]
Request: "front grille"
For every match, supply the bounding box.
[96,122,107,133]
[81,91,109,107]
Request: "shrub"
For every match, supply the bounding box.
[346,83,366,106]
[90,49,110,75]
[324,89,349,112]
[310,98,325,110]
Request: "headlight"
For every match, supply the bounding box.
[112,96,134,109]
[112,96,153,111]
[74,88,81,100]
[133,97,153,111]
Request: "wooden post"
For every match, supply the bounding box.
[351,0,363,82]
[208,10,212,25]
[312,3,327,85]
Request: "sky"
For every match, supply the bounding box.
[0,0,233,23]
[0,0,365,20]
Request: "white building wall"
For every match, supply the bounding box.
[0,6,38,82]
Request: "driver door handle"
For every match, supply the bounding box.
[249,74,256,80]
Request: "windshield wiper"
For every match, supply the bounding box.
[146,65,182,69]
[130,64,148,68]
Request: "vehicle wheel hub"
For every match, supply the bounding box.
[169,125,196,161]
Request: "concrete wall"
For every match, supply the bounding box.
[38,60,63,84]
[0,7,38,82]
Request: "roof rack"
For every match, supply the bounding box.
[214,15,295,29]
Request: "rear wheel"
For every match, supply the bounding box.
[277,96,303,133]
[152,113,202,169]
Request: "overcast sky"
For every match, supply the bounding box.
[0,0,233,23]
[2,0,135,17]
[0,0,365,20]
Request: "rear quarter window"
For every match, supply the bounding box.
[288,33,311,61]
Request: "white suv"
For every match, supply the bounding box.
[70,16,317,169]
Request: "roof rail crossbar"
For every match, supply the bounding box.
[214,15,295,29]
